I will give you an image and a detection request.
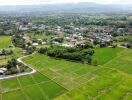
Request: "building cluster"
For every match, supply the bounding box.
[0,68,7,75]
[65,32,85,46]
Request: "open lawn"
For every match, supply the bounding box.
[0,36,11,49]
[0,47,132,100]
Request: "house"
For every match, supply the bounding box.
[61,44,73,47]
[23,36,32,45]
[32,43,39,46]
[65,37,71,41]
[19,25,29,31]
[52,41,60,45]
[0,68,7,75]
[42,42,47,45]
[71,39,77,45]
[56,26,61,31]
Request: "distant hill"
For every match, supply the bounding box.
[0,2,132,14]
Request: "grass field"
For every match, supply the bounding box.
[0,47,132,100]
[104,49,132,75]
[0,36,11,49]
[92,47,124,65]
[1,72,66,100]
[27,32,56,40]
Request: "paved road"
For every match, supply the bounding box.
[0,54,36,80]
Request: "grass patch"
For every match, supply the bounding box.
[92,47,124,65]
[104,49,132,74]
[0,36,11,49]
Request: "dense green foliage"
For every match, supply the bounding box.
[38,46,94,63]
[0,49,13,56]
[12,33,25,48]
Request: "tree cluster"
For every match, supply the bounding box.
[4,59,32,75]
[0,49,13,56]
[38,46,95,64]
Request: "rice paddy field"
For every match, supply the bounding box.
[0,47,132,100]
[0,36,11,49]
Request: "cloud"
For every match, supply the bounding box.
[0,0,132,5]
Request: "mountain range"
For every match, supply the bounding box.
[0,2,132,13]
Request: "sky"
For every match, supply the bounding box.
[0,0,132,5]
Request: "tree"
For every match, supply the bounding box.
[85,54,92,64]
[25,46,36,54]
[6,59,17,70]
[38,48,47,54]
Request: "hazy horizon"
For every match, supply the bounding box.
[0,0,132,6]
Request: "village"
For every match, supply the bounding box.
[15,21,114,49]
[0,2,132,99]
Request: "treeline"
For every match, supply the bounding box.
[38,46,95,64]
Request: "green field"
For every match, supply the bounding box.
[104,49,132,75]
[1,72,66,100]
[27,32,56,40]
[0,36,11,49]
[92,47,124,65]
[0,47,132,100]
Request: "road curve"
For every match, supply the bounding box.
[0,54,36,80]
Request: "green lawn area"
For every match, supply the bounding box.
[27,32,56,40]
[92,47,124,65]
[0,47,132,100]
[0,36,11,49]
